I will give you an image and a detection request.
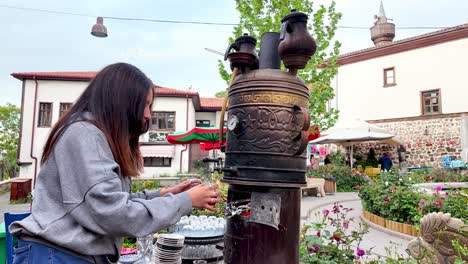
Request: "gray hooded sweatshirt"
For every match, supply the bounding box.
[10,120,192,262]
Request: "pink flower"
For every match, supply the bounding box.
[343,222,349,228]
[356,248,365,257]
[323,210,330,216]
[316,232,321,237]
[435,186,442,192]
[384,197,389,203]
[420,199,426,205]
[418,206,424,211]
[354,184,361,189]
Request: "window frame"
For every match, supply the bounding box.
[420,89,442,115]
[59,103,72,118]
[151,111,176,131]
[196,120,211,127]
[38,102,53,127]
[383,67,396,87]
[143,157,172,167]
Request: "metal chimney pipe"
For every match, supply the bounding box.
[258,32,281,69]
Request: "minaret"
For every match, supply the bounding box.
[370,1,395,46]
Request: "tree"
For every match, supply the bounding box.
[217,0,341,130]
[0,103,20,179]
[215,90,227,98]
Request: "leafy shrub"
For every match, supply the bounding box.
[131,180,160,193]
[358,171,468,225]
[300,203,369,263]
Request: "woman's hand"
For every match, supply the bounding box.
[187,183,221,211]
[160,179,202,196]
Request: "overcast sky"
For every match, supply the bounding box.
[1,0,467,106]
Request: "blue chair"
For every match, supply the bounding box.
[4,212,31,264]
[442,156,452,169]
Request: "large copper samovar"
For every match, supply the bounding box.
[221,10,317,264]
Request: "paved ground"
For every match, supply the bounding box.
[301,192,411,259]
[0,191,30,218]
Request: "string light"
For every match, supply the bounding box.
[0,4,451,30]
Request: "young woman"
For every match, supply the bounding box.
[10,63,220,263]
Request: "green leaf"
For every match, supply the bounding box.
[0,103,20,179]
[219,0,342,130]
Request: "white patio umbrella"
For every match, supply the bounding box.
[310,119,403,168]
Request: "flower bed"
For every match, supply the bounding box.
[362,210,418,236]
[358,171,468,227]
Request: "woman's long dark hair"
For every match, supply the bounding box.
[41,63,153,177]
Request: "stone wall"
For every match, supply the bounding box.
[356,115,464,168]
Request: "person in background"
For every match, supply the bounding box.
[309,154,319,170]
[378,152,393,171]
[324,154,332,165]
[9,63,221,264]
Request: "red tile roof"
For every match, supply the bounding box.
[200,97,224,110]
[11,71,97,81]
[11,71,200,97]
[11,71,223,110]
[154,85,199,96]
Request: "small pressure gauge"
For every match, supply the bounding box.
[227,115,239,131]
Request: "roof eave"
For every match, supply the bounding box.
[336,24,468,66]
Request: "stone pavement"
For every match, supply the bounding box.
[301,192,411,259]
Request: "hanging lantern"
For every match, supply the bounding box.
[91,17,108,38]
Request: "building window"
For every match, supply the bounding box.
[383,67,396,87]
[151,112,175,131]
[196,120,211,127]
[59,103,72,117]
[421,89,441,115]
[38,103,52,127]
[143,157,172,167]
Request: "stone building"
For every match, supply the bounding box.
[330,2,468,167]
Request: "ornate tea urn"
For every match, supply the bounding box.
[221,10,317,264]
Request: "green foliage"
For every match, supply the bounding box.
[308,164,366,192]
[131,180,160,193]
[359,171,468,225]
[452,239,468,263]
[300,203,425,263]
[411,168,468,183]
[215,90,227,98]
[300,203,369,263]
[365,242,419,264]
[329,150,345,166]
[191,159,210,179]
[191,172,227,218]
[122,237,136,249]
[0,103,20,179]
[218,0,342,131]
